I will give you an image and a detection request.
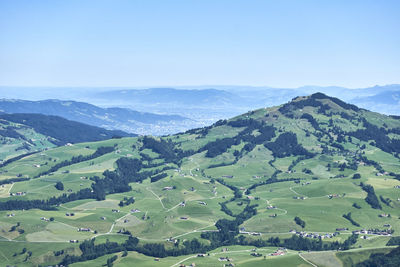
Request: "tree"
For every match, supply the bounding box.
[55,181,64,191]
[294,216,306,228]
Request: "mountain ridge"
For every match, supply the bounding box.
[0,98,191,135]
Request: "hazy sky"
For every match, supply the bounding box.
[0,0,399,88]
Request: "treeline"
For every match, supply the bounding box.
[301,113,321,131]
[35,146,115,177]
[246,177,301,195]
[350,119,400,154]
[59,231,359,266]
[239,233,358,252]
[360,183,382,209]
[201,204,258,246]
[119,197,135,207]
[310,92,359,111]
[343,212,360,227]
[0,151,37,168]
[216,178,242,198]
[294,216,306,228]
[0,113,134,145]
[356,246,400,267]
[0,177,30,186]
[150,173,168,183]
[57,178,359,266]
[0,127,27,140]
[0,156,169,210]
[264,132,313,158]
[387,236,400,246]
[142,136,178,163]
[202,137,239,158]
[198,118,276,158]
[0,188,96,210]
[380,196,392,207]
[279,93,359,117]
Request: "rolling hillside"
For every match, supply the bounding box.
[0,113,134,161]
[0,93,399,266]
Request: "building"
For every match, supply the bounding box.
[78,228,91,232]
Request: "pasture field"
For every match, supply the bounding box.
[70,246,315,267]
[1,95,400,266]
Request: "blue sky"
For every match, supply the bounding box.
[0,0,399,88]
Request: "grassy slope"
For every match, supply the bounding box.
[0,94,399,266]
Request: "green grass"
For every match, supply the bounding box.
[1,95,400,266]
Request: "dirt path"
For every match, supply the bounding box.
[299,253,318,267]
[146,187,166,209]
[170,255,197,267]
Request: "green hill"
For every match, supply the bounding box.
[0,113,135,161]
[0,93,399,266]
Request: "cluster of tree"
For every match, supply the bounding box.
[36,146,114,178]
[380,196,392,207]
[140,136,195,166]
[264,132,313,158]
[53,250,64,256]
[358,155,384,173]
[331,142,345,151]
[301,113,321,131]
[237,232,358,251]
[294,216,306,228]
[106,255,118,267]
[280,93,359,118]
[360,183,382,209]
[216,178,242,198]
[356,246,400,267]
[208,161,236,169]
[352,203,361,209]
[0,177,30,186]
[141,136,179,163]
[288,156,307,171]
[0,151,37,168]
[202,137,239,158]
[284,233,358,251]
[60,236,211,265]
[279,97,325,115]
[0,126,27,140]
[343,212,360,227]
[387,237,400,246]
[228,118,276,145]
[0,113,133,146]
[58,203,359,266]
[150,173,168,183]
[350,119,400,154]
[201,204,258,246]
[54,181,64,191]
[15,142,32,151]
[311,93,359,111]
[389,172,400,181]
[339,112,355,121]
[119,197,135,207]
[0,154,171,210]
[246,177,300,195]
[198,118,276,158]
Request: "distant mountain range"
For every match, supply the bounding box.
[87,84,400,121]
[0,99,191,135]
[0,84,399,135]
